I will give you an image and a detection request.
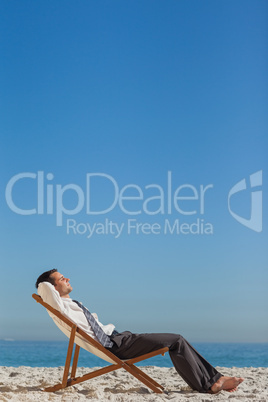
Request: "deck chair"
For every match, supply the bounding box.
[32,293,169,393]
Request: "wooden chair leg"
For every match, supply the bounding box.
[122,363,163,393]
[125,363,164,390]
[62,325,77,387]
[71,344,80,379]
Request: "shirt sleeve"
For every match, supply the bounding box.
[37,281,115,338]
[38,282,68,314]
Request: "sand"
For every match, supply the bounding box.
[0,366,267,401]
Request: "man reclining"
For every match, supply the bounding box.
[36,269,244,394]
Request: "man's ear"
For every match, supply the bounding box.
[52,283,60,293]
[54,286,60,293]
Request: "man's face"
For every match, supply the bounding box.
[50,271,73,297]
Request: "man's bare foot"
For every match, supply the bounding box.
[211,376,244,393]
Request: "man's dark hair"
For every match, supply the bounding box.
[35,269,58,289]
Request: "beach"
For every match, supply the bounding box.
[0,366,267,401]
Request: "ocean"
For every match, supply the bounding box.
[0,341,267,368]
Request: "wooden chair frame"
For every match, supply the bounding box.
[32,294,168,393]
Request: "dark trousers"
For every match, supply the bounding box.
[109,331,222,393]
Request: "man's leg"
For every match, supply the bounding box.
[110,332,222,393]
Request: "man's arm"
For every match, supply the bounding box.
[38,281,69,314]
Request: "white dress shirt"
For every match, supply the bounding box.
[38,282,115,342]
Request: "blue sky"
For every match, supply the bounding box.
[0,0,267,343]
